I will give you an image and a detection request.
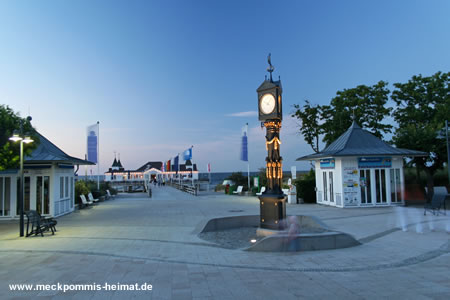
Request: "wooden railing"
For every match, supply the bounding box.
[167,181,198,196]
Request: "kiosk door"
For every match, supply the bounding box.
[375,169,387,204]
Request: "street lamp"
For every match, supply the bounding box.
[9,124,33,237]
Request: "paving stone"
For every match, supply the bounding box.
[0,188,449,299]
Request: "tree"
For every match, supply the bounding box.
[392,71,450,200]
[292,81,392,151]
[226,172,248,189]
[292,100,324,153]
[0,105,38,171]
[321,81,392,146]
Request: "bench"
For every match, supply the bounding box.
[106,189,115,200]
[25,210,57,237]
[80,194,93,208]
[424,193,447,216]
[233,186,244,195]
[88,192,100,203]
[256,186,266,196]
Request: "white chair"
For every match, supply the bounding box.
[106,189,115,200]
[233,186,244,194]
[88,193,99,203]
[256,186,266,196]
[80,195,93,207]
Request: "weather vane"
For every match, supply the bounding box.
[267,53,274,81]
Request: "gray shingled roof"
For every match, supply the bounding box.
[256,79,282,92]
[135,161,163,172]
[112,158,118,167]
[25,132,95,165]
[297,121,428,160]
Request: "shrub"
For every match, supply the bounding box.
[251,186,259,195]
[258,168,267,187]
[294,169,316,203]
[215,184,225,192]
[228,185,237,195]
[75,180,90,205]
[226,172,248,188]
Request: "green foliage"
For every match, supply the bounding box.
[75,180,90,204]
[294,169,316,203]
[228,185,237,195]
[214,184,225,192]
[392,72,450,197]
[292,81,392,150]
[322,81,392,146]
[251,186,259,195]
[225,172,248,190]
[0,105,39,170]
[257,168,267,187]
[404,166,449,187]
[75,180,117,204]
[292,100,324,153]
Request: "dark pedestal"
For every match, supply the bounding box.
[258,193,286,230]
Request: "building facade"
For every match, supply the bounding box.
[104,159,198,187]
[297,122,427,207]
[0,132,93,220]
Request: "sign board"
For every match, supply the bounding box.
[291,166,296,180]
[253,176,259,187]
[358,157,391,168]
[320,158,335,169]
[343,167,359,206]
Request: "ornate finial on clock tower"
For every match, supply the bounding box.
[267,53,274,82]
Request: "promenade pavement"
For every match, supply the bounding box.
[0,186,449,299]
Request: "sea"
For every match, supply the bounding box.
[77,171,306,186]
[198,172,260,186]
[198,171,307,186]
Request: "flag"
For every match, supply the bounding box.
[86,123,99,164]
[161,162,165,172]
[207,163,211,173]
[167,159,171,172]
[240,123,248,162]
[183,147,192,161]
[173,155,179,172]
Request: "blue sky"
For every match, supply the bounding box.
[1,0,449,173]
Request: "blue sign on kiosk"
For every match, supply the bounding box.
[320,158,335,169]
[358,157,392,168]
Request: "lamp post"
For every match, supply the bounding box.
[9,120,33,237]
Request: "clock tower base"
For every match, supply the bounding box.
[258,193,286,230]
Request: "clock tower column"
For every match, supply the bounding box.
[256,54,286,230]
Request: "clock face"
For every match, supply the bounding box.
[260,93,276,114]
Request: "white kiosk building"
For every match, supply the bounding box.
[297,122,426,207]
[0,132,93,220]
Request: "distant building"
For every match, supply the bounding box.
[104,159,198,184]
[0,132,93,220]
[297,121,427,207]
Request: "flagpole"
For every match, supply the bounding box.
[85,154,88,181]
[246,123,250,191]
[248,162,250,191]
[97,121,100,190]
[208,163,211,192]
[191,146,194,187]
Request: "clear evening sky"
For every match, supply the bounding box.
[1,1,449,174]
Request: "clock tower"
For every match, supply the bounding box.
[257,54,286,230]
